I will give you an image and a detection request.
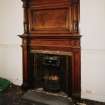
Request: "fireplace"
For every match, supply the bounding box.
[29,50,72,96]
[19,0,81,99]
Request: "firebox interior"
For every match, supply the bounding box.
[29,51,72,97]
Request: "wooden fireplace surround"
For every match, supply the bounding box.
[19,0,81,98]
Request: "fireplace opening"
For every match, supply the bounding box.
[29,50,72,97]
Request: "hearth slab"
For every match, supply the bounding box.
[22,90,73,105]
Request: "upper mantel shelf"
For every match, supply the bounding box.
[21,0,79,8]
[21,0,80,36]
[21,0,73,3]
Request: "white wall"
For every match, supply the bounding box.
[0,0,105,102]
[0,0,23,85]
[80,0,105,102]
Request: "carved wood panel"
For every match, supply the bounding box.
[28,8,72,33]
[30,39,80,48]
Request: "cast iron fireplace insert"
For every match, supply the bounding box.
[28,50,72,97]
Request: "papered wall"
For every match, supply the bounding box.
[0,0,23,85]
[0,0,105,102]
[80,0,105,102]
